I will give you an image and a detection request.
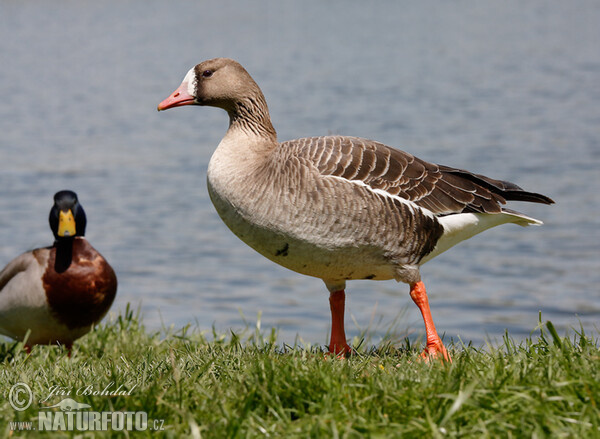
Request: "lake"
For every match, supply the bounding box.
[0,0,598,348]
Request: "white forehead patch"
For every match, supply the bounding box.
[182,67,196,96]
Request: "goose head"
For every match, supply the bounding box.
[157,58,262,113]
[158,58,276,139]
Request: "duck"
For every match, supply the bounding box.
[157,58,553,360]
[0,190,117,352]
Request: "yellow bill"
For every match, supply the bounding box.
[58,210,76,237]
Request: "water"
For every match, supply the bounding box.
[1,1,598,347]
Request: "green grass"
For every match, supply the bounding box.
[1,307,598,438]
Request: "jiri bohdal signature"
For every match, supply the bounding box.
[40,382,137,403]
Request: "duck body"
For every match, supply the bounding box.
[159,58,553,359]
[0,191,117,348]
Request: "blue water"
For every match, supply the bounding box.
[1,0,599,347]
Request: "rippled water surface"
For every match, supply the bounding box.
[1,1,598,347]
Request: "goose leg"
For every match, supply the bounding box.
[409,281,450,362]
[328,289,352,355]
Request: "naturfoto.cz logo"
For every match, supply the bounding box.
[8,382,165,432]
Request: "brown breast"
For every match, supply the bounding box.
[43,238,117,329]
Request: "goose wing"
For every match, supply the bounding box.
[286,136,553,215]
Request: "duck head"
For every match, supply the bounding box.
[49,190,87,241]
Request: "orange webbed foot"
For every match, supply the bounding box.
[419,339,451,363]
[410,281,452,363]
[326,342,353,359]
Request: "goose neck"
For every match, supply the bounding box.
[227,94,277,143]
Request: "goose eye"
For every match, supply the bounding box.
[202,70,213,78]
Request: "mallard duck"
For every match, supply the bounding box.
[0,190,117,352]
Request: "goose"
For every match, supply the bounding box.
[0,191,117,352]
[157,58,553,360]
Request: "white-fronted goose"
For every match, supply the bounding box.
[158,58,553,360]
[0,191,117,352]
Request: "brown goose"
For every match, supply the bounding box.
[0,191,117,352]
[158,58,553,360]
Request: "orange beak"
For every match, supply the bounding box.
[157,82,195,111]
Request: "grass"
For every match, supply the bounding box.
[1,306,598,438]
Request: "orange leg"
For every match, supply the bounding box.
[410,281,450,362]
[328,290,352,355]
